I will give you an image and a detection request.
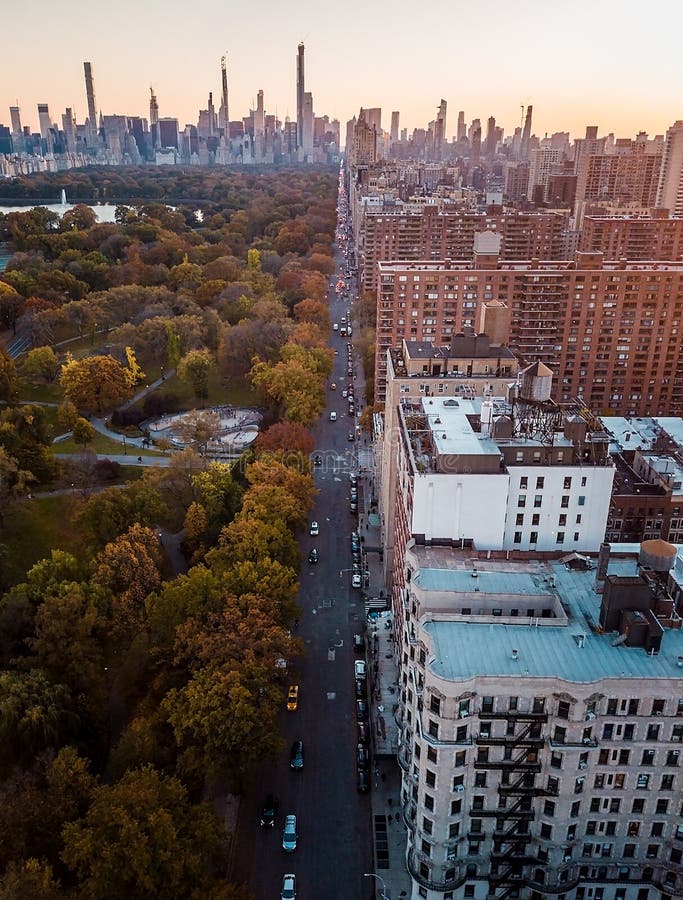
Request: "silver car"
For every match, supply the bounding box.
[282,814,297,852]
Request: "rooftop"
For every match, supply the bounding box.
[402,339,516,362]
[410,549,683,684]
[378,258,683,274]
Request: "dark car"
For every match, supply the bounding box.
[357,721,369,744]
[290,740,304,770]
[308,548,319,564]
[350,501,358,513]
[355,678,365,699]
[348,432,355,442]
[314,455,322,466]
[260,794,279,827]
[353,633,364,652]
[357,769,370,793]
[356,743,369,770]
[356,699,368,721]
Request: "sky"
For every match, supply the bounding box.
[3,0,682,142]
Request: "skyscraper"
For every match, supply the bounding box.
[219,54,229,136]
[457,110,466,142]
[520,103,533,159]
[296,42,305,149]
[83,62,98,137]
[656,120,683,216]
[9,106,22,136]
[302,91,314,158]
[37,103,52,140]
[62,108,76,153]
[390,111,399,144]
[149,87,160,150]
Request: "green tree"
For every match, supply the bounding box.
[24,345,60,382]
[213,516,299,571]
[0,670,78,773]
[0,282,23,335]
[61,767,225,900]
[145,566,223,653]
[163,665,283,786]
[177,349,214,402]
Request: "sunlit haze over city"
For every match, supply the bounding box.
[4,0,682,137]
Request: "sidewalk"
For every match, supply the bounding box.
[358,459,412,900]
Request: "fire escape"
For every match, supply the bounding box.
[475,709,548,899]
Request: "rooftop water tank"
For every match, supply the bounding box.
[639,539,677,573]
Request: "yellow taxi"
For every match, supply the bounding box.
[287,685,299,711]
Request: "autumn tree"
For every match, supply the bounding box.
[255,421,315,458]
[59,353,132,414]
[293,297,330,331]
[250,357,325,425]
[213,517,300,571]
[246,453,316,517]
[174,409,222,456]
[0,446,35,523]
[0,282,23,335]
[75,478,167,550]
[0,348,17,402]
[72,417,96,449]
[61,766,225,900]
[0,859,62,900]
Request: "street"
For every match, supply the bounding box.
[229,212,374,898]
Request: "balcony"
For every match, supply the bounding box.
[406,849,467,892]
[475,759,542,772]
[402,798,417,830]
[397,746,412,773]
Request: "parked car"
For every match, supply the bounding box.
[282,815,297,852]
[281,874,296,900]
[350,501,358,513]
[290,740,304,770]
[357,721,369,744]
[355,659,367,680]
[308,548,318,564]
[353,633,365,652]
[355,678,365,699]
[357,769,370,793]
[260,794,279,827]
[352,572,361,589]
[310,521,319,536]
[287,685,299,711]
[356,743,369,770]
[356,699,368,721]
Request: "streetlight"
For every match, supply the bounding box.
[363,872,388,900]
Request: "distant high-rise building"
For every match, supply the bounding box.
[527,146,561,201]
[656,120,683,216]
[520,104,533,159]
[62,108,76,153]
[390,111,399,144]
[433,99,446,158]
[9,105,22,137]
[83,62,98,140]
[296,42,305,149]
[37,103,52,141]
[302,91,314,158]
[457,110,466,142]
[207,92,216,137]
[219,54,229,136]
[365,108,381,134]
[149,87,160,149]
[158,117,179,150]
[350,108,376,166]
[485,115,497,157]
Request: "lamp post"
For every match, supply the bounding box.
[363,872,388,900]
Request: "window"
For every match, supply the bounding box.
[554,726,566,743]
[646,723,660,741]
[558,514,567,526]
[556,532,565,544]
[423,816,433,834]
[536,476,545,489]
[578,495,586,506]
[632,798,645,813]
[453,775,464,791]
[532,514,540,526]
[637,774,650,789]
[515,513,524,526]
[426,770,436,788]
[427,747,437,764]
[540,823,552,839]
[544,800,555,817]
[563,476,572,490]
[530,531,538,544]
[455,751,466,767]
[652,699,665,715]
[421,839,431,856]
[534,494,542,508]
[656,799,670,814]
[449,822,460,839]
[570,801,581,817]
[474,772,487,788]
[558,701,570,719]
[430,696,441,715]
[667,750,680,767]
[451,799,462,815]
[646,844,659,859]
[661,773,675,790]
[518,495,526,508]
[624,843,636,858]
[651,822,664,837]
[514,531,522,544]
[561,495,570,508]
[424,794,434,811]
[641,749,655,766]
[520,477,528,489]
[428,720,439,739]
[551,752,563,769]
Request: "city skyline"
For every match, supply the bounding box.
[4,0,682,140]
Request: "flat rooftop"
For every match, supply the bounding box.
[601,415,663,452]
[402,340,517,362]
[412,550,683,683]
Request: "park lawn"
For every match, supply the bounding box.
[53,432,165,456]
[154,371,258,408]
[1,495,82,587]
[16,378,63,404]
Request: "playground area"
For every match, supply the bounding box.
[147,406,261,456]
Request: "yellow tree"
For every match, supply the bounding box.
[124,346,145,388]
[59,353,132,414]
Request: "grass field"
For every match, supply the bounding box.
[53,432,165,456]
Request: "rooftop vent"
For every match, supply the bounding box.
[511,648,519,661]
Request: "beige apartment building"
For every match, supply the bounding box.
[396,541,683,900]
[374,249,683,417]
[579,213,683,262]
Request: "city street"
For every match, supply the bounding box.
[229,233,375,898]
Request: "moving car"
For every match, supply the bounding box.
[348,432,354,442]
[310,521,319,536]
[281,874,296,900]
[260,794,279,827]
[287,685,299,711]
[352,572,362,589]
[308,548,318,564]
[314,455,322,466]
[353,633,364,652]
[290,739,304,770]
[329,411,337,421]
[333,323,339,330]
[330,382,337,390]
[282,815,297,852]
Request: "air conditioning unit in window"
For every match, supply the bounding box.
[459,710,469,718]
[455,784,465,792]
[583,738,593,745]
[578,762,587,770]
[585,712,596,721]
